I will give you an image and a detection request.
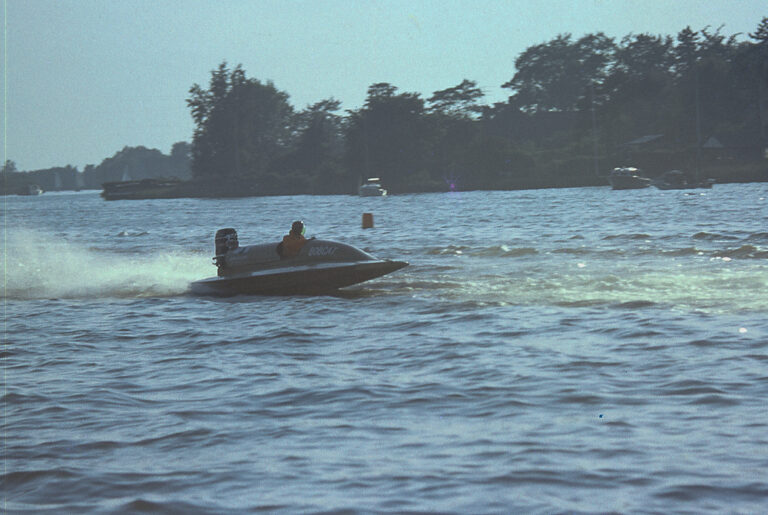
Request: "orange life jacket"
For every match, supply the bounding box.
[280,234,306,257]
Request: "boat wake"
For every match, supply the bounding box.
[1,229,209,299]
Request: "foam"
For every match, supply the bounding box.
[1,229,211,299]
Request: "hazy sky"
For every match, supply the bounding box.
[2,0,765,171]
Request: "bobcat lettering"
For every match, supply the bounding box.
[308,246,338,257]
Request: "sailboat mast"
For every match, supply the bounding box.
[694,62,703,181]
[591,83,599,176]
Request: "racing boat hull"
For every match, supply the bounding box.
[191,259,407,296]
[190,232,408,296]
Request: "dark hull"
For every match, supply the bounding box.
[101,179,184,200]
[609,175,651,190]
[191,260,407,296]
[653,180,714,190]
[653,171,715,190]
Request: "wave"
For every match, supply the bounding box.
[1,229,210,299]
[603,233,652,240]
[427,245,538,258]
[663,246,704,256]
[116,230,149,237]
[474,245,538,257]
[746,232,768,243]
[552,247,594,255]
[692,231,740,241]
[413,265,768,313]
[426,245,471,255]
[468,244,765,261]
[714,245,768,259]
[656,483,768,502]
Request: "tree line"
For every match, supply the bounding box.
[1,144,191,195]
[187,19,768,195]
[4,19,766,197]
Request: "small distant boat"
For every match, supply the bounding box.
[101,178,183,200]
[653,170,715,190]
[20,184,44,195]
[359,178,387,197]
[608,167,651,190]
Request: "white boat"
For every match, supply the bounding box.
[359,178,387,196]
[20,184,44,195]
[608,167,651,190]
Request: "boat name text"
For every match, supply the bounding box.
[308,246,338,257]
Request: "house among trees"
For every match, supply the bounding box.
[702,134,764,161]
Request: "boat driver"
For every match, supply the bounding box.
[277,220,307,258]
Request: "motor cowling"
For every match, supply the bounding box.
[215,228,239,255]
[214,228,239,274]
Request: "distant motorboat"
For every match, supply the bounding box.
[653,170,715,190]
[20,184,44,195]
[359,178,387,197]
[101,178,184,200]
[608,167,651,190]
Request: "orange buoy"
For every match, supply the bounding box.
[362,212,374,229]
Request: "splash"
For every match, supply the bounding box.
[1,229,211,299]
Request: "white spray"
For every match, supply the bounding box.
[1,229,211,299]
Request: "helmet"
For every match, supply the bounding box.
[291,220,305,236]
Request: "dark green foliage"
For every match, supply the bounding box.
[84,145,190,187]
[1,145,191,195]
[187,62,295,186]
[499,21,767,183]
[6,20,766,198]
[503,33,615,113]
[289,99,347,194]
[345,83,429,193]
[427,79,485,117]
[177,20,765,196]
[1,160,27,195]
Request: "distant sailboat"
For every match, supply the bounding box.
[653,62,715,190]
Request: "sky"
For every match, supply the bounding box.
[2,0,765,171]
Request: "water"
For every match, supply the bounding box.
[2,185,768,513]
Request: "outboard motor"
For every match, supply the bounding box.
[213,228,239,274]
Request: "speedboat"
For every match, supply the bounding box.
[608,167,651,190]
[359,178,387,196]
[191,228,408,295]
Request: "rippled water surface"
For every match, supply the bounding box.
[3,185,768,513]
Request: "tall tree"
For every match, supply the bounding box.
[602,33,676,143]
[345,83,427,191]
[426,80,485,187]
[427,79,484,118]
[2,160,19,174]
[291,99,347,193]
[502,33,615,113]
[749,17,768,145]
[187,62,294,184]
